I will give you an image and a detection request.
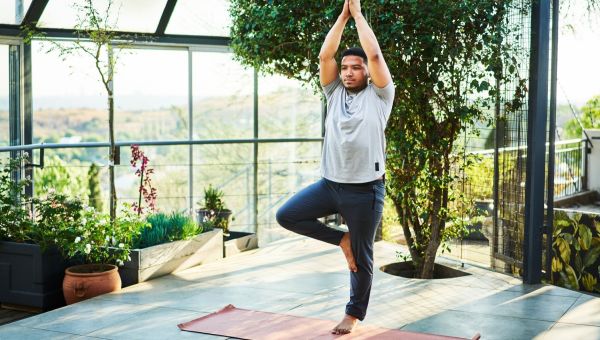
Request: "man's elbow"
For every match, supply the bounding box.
[319,52,334,63]
[367,52,382,63]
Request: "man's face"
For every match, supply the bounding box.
[341,55,369,92]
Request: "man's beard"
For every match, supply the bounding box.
[343,80,368,92]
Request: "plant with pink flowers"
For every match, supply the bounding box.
[130,145,157,216]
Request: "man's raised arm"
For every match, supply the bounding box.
[349,0,392,88]
[319,0,351,87]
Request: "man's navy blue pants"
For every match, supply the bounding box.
[275,177,385,321]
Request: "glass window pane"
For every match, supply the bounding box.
[192,52,253,139]
[32,41,108,144]
[1,45,8,147]
[117,145,190,214]
[38,0,166,33]
[259,74,322,138]
[115,48,188,141]
[0,0,32,25]
[258,142,321,244]
[193,144,254,233]
[166,0,230,36]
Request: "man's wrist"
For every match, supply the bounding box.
[352,13,365,21]
[339,14,350,22]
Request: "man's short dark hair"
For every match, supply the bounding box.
[341,47,368,63]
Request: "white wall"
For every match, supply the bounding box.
[585,129,600,192]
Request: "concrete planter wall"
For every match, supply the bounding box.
[225,231,258,257]
[0,241,67,310]
[119,229,223,287]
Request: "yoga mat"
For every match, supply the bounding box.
[178,305,481,340]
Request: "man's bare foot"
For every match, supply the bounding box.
[339,232,357,272]
[331,314,358,335]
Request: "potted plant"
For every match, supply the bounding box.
[196,184,232,236]
[0,155,69,310]
[196,185,257,257]
[47,202,148,304]
[118,211,223,287]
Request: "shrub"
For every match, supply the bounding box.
[133,212,202,249]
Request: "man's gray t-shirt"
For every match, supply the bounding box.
[321,76,395,183]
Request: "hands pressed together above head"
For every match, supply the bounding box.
[341,0,362,20]
[348,0,362,18]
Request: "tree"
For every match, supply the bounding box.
[88,163,103,212]
[230,0,525,278]
[24,0,139,222]
[564,95,600,139]
[34,155,86,198]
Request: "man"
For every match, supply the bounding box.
[275,0,394,334]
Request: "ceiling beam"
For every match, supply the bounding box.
[155,0,178,35]
[21,0,49,27]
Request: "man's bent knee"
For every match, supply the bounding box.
[275,206,295,230]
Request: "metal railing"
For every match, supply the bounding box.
[466,138,588,201]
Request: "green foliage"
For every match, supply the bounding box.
[88,163,103,212]
[199,184,227,211]
[459,155,494,201]
[1,155,147,265]
[53,203,149,266]
[564,95,600,139]
[197,184,232,233]
[133,212,202,249]
[34,155,86,199]
[552,211,600,293]
[230,0,525,278]
[0,155,34,243]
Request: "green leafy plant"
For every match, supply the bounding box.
[460,155,494,201]
[0,155,34,243]
[47,201,149,267]
[34,155,86,198]
[564,95,600,139]
[229,0,525,278]
[201,184,226,212]
[1,154,147,267]
[552,210,600,293]
[88,163,103,212]
[133,212,202,249]
[197,184,232,233]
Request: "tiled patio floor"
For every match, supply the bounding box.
[1,237,599,339]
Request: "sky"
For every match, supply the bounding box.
[1,0,600,109]
[556,1,600,106]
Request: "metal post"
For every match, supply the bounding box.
[23,43,33,198]
[524,0,551,284]
[9,45,21,185]
[253,69,259,237]
[188,49,194,215]
[545,0,559,281]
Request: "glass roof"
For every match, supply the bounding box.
[38,0,168,33]
[0,0,33,25]
[165,0,231,36]
[1,0,232,38]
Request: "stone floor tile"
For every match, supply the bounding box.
[534,322,600,339]
[11,298,155,335]
[403,310,553,340]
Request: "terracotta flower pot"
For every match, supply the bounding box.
[63,264,121,304]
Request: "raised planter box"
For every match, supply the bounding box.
[119,229,223,287]
[0,241,67,310]
[224,231,258,257]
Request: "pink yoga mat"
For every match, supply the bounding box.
[178,304,481,340]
